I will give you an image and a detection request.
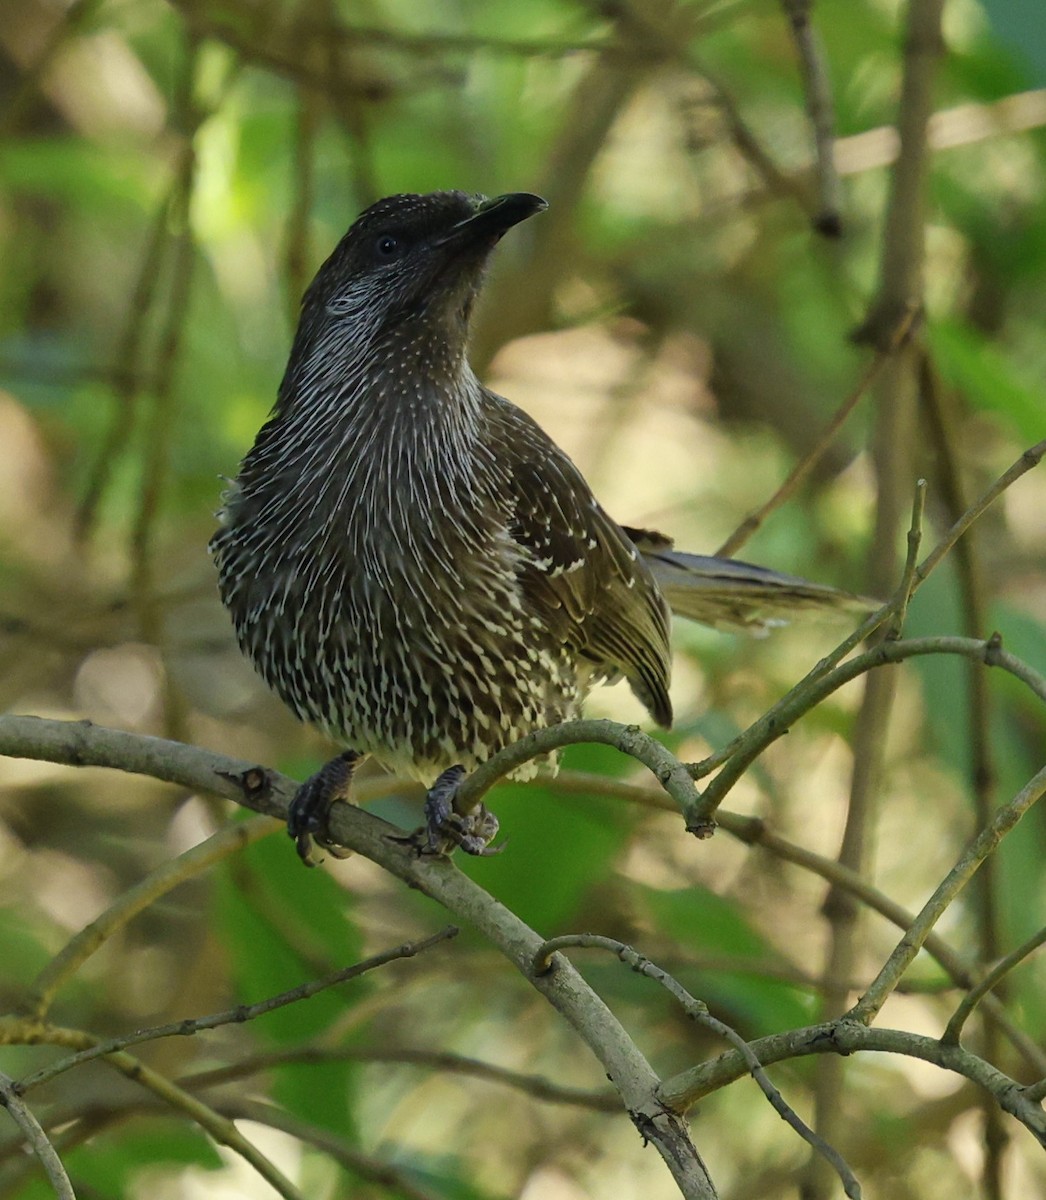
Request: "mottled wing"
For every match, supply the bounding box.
[481,395,673,727]
[625,526,874,630]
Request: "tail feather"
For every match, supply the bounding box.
[625,527,875,632]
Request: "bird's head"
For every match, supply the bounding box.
[296,190,547,367]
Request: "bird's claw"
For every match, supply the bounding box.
[395,765,502,857]
[287,751,361,865]
[426,803,503,856]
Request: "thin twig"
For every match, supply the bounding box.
[0,1024,304,1200]
[851,764,1046,1024]
[0,1073,75,1200]
[535,934,863,1197]
[886,478,927,638]
[181,1045,620,1110]
[658,1021,1046,1144]
[454,717,701,829]
[943,927,1046,1046]
[779,0,843,235]
[16,929,458,1096]
[916,439,1046,585]
[690,438,1046,808]
[22,815,278,1021]
[689,634,1046,824]
[715,305,919,558]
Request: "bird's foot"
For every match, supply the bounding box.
[287,750,363,866]
[404,765,502,856]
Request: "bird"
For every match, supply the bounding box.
[211,190,867,863]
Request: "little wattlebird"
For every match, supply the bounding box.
[211,190,867,864]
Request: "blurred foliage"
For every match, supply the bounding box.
[0,0,1044,1197]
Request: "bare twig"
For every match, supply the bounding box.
[690,438,1046,819]
[915,439,1046,585]
[22,814,278,1021]
[885,478,927,638]
[536,935,862,1198]
[780,0,842,235]
[851,764,1046,1024]
[0,714,716,1198]
[182,1045,620,1110]
[689,636,1046,825]
[454,717,701,828]
[658,1022,1046,1145]
[0,1023,304,1200]
[16,928,458,1096]
[716,305,920,558]
[943,927,1046,1046]
[0,1073,74,1200]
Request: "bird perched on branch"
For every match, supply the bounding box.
[211,190,866,863]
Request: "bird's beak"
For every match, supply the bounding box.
[433,193,548,247]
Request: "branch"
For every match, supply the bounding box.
[453,717,701,828]
[780,0,843,235]
[182,1046,620,1111]
[689,634,1046,825]
[715,306,919,559]
[850,764,1046,1024]
[943,926,1046,1046]
[0,714,716,1199]
[15,929,458,1096]
[0,1073,74,1200]
[915,439,1046,585]
[658,1021,1046,1146]
[535,936,861,1199]
[0,1022,305,1200]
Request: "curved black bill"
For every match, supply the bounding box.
[434,192,548,247]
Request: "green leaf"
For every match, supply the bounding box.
[928,319,1046,442]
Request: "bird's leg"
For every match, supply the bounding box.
[287,750,363,865]
[422,765,502,856]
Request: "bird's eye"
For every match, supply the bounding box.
[375,234,400,259]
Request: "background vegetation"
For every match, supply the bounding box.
[0,0,1044,1197]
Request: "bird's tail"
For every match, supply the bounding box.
[626,527,875,633]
